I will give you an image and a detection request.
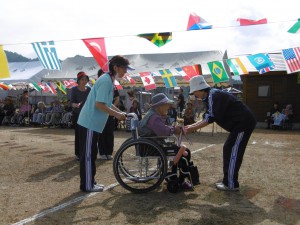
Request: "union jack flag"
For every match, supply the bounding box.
[282,47,300,74]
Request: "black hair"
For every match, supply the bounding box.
[108,55,129,75]
[97,69,104,78]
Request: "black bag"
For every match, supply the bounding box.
[189,161,200,185]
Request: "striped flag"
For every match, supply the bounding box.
[282,47,300,73]
[32,41,62,70]
[46,82,57,94]
[29,82,41,91]
[0,83,10,90]
[159,69,178,88]
[226,58,248,75]
[0,46,10,78]
[288,19,300,34]
[139,72,156,91]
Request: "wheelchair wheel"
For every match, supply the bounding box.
[113,138,168,193]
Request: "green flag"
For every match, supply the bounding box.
[207,61,229,83]
[288,19,300,34]
[138,32,172,47]
[29,82,41,91]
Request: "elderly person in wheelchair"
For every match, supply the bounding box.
[113,93,198,193]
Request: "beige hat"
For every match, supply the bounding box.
[189,75,210,94]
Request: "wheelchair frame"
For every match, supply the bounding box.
[113,113,189,193]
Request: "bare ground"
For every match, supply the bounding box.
[0,125,299,225]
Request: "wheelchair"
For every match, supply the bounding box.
[113,113,198,194]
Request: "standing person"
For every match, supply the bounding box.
[97,69,120,160]
[177,87,185,118]
[71,71,91,161]
[77,55,129,192]
[185,76,256,191]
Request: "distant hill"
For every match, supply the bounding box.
[5,50,38,62]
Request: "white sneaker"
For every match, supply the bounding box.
[106,155,113,160]
[100,155,108,160]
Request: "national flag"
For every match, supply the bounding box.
[46,82,57,94]
[114,80,123,90]
[63,80,72,89]
[226,58,248,75]
[68,79,78,87]
[0,83,10,90]
[207,61,229,83]
[139,72,156,91]
[259,65,275,74]
[32,41,62,70]
[187,13,212,30]
[237,18,267,26]
[282,47,300,73]
[82,38,109,72]
[38,83,50,93]
[138,32,172,47]
[247,53,275,72]
[29,82,41,91]
[182,65,199,78]
[124,74,136,85]
[174,68,190,81]
[0,46,10,78]
[159,69,178,88]
[7,84,16,90]
[56,81,67,94]
[288,19,300,34]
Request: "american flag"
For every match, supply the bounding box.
[282,47,300,74]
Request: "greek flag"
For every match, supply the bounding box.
[32,41,62,70]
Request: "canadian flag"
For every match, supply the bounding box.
[82,38,109,72]
[139,72,156,91]
[114,80,123,90]
[125,74,136,84]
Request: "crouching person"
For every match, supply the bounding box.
[138,93,196,191]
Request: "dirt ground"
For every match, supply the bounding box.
[0,124,299,225]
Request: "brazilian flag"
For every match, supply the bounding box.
[138,32,172,47]
[207,61,229,84]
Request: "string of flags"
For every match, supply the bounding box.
[1,13,300,86]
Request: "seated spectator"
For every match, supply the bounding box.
[1,97,15,125]
[60,100,73,127]
[32,101,47,125]
[271,111,285,129]
[183,101,195,126]
[130,99,142,121]
[138,93,193,190]
[45,99,63,126]
[265,102,281,129]
[11,95,32,125]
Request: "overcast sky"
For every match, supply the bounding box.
[1,0,300,60]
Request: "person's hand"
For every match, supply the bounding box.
[116,112,126,121]
[184,125,195,134]
[74,102,82,108]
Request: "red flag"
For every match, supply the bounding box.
[237,18,267,26]
[187,13,212,30]
[140,72,156,91]
[125,74,136,84]
[82,38,109,72]
[38,83,50,93]
[182,65,198,78]
[68,79,78,87]
[114,80,123,90]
